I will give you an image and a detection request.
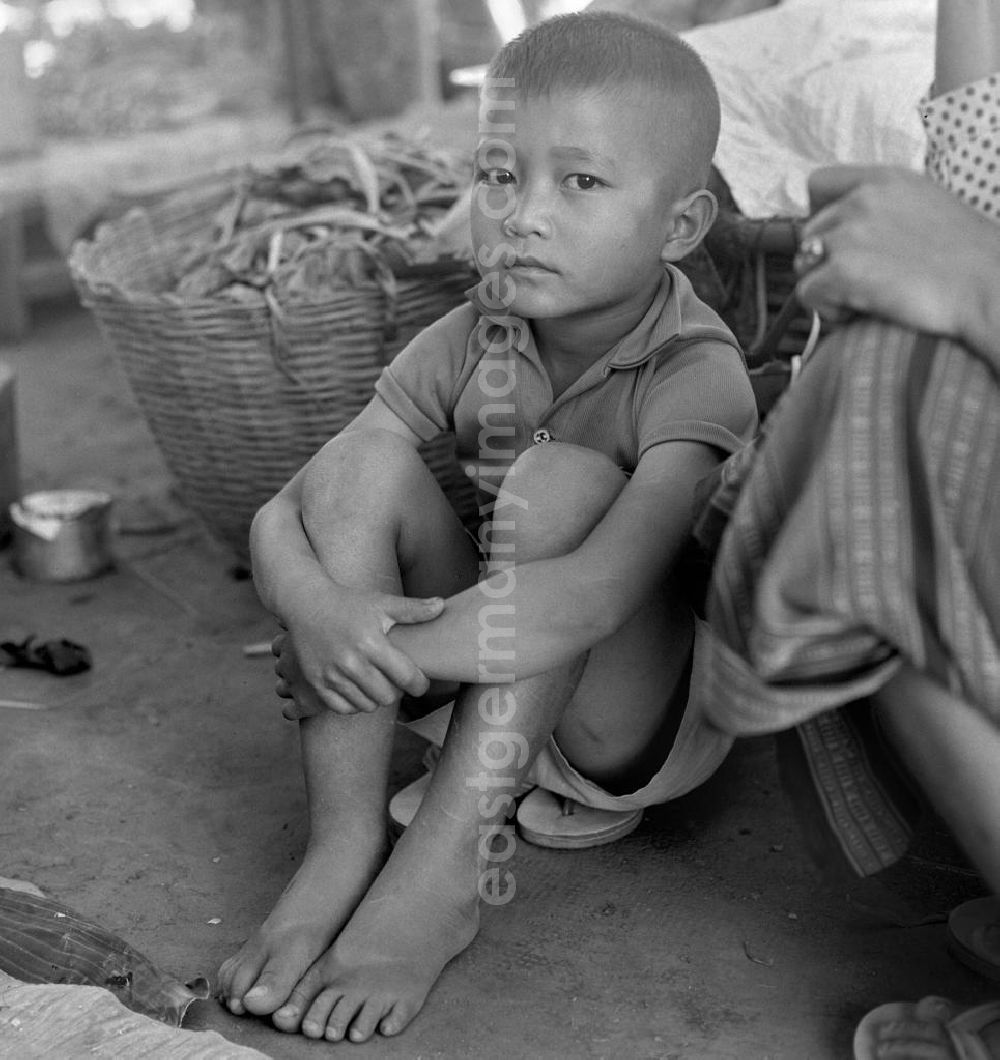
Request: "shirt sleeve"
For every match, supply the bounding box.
[374,303,478,441]
[636,341,759,462]
[922,72,1000,214]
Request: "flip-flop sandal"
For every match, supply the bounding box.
[515,788,643,849]
[854,997,1000,1060]
[949,897,1000,983]
[388,771,434,835]
[387,744,532,835]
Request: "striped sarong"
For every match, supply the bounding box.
[695,319,1000,876]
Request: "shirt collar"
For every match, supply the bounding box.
[605,266,684,369]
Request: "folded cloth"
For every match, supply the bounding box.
[0,970,269,1059]
[684,0,935,218]
[697,321,1000,877]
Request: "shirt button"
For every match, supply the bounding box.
[532,428,552,444]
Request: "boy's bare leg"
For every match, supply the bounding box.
[269,443,697,1043]
[217,430,479,1018]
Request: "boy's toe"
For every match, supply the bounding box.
[269,963,325,1029]
[348,998,389,1043]
[271,1006,303,1033]
[218,953,266,1015]
[301,988,340,1038]
[242,968,296,1017]
[379,1000,413,1037]
[325,995,363,1041]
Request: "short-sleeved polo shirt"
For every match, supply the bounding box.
[375,264,758,510]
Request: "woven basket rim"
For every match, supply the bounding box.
[70,251,477,310]
[68,180,477,308]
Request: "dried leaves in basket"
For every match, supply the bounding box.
[169,130,474,304]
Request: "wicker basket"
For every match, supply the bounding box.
[70,180,478,561]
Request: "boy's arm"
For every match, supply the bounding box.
[390,438,721,683]
[251,395,443,709]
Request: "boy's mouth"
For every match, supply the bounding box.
[509,256,555,273]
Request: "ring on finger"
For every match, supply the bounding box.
[794,235,826,273]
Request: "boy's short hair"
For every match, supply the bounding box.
[484,11,720,183]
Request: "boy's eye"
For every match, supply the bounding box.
[565,173,602,190]
[477,168,515,186]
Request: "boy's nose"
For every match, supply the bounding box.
[502,190,551,238]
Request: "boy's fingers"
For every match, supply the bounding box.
[381,595,445,628]
[377,647,430,699]
[296,691,360,717]
[334,651,400,708]
[280,696,323,721]
[317,661,387,713]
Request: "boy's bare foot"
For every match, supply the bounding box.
[269,813,484,1042]
[216,835,387,1019]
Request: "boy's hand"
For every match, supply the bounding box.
[273,586,445,716]
[272,634,327,720]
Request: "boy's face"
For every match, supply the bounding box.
[471,86,692,325]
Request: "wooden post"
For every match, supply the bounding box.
[278,0,309,126]
[414,0,444,106]
[0,32,40,160]
[0,362,19,542]
[0,209,29,341]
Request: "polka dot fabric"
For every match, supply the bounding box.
[923,72,1000,216]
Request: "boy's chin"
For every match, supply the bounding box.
[500,290,575,320]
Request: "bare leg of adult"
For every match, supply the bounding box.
[874,663,1000,893]
[217,430,479,1021]
[270,443,698,1043]
[856,665,1000,1057]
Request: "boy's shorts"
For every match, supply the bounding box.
[402,616,732,813]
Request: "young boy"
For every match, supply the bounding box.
[217,11,757,1045]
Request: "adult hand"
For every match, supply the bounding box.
[273,584,444,716]
[794,166,1000,357]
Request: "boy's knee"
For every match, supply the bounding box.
[490,443,626,556]
[302,429,427,518]
[511,442,625,500]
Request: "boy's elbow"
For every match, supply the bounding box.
[249,490,292,559]
[249,493,277,542]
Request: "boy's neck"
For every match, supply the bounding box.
[532,271,668,392]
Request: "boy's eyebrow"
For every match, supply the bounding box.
[550,146,619,172]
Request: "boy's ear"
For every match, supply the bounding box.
[659,188,718,263]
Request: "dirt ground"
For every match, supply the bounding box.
[0,260,996,1055]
